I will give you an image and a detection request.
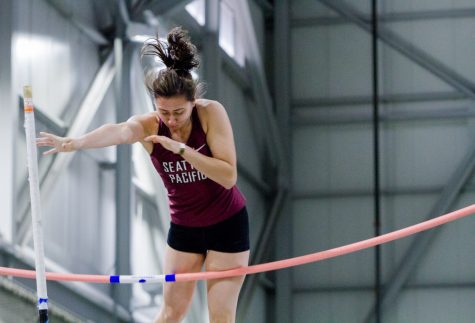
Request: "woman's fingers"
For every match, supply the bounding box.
[36,132,71,153]
[144,135,177,153]
[39,131,55,139]
[36,132,56,146]
[144,135,161,143]
[36,137,55,145]
[43,148,57,156]
[36,139,49,146]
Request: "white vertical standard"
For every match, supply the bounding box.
[23,86,49,323]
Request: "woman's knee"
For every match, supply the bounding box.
[155,283,195,323]
[208,287,240,323]
[208,305,235,323]
[155,303,189,323]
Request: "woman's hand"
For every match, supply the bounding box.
[36,132,76,156]
[144,135,182,154]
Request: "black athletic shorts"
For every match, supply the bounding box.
[167,207,250,254]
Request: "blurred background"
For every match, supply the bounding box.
[1,0,475,322]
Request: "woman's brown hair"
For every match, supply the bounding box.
[141,27,203,101]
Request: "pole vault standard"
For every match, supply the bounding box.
[23,86,49,323]
[2,204,475,284]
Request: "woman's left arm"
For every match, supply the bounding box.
[145,102,238,189]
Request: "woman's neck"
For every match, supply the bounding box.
[170,116,193,143]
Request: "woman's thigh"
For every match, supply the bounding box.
[162,245,205,307]
[205,250,250,311]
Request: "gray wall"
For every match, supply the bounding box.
[290,0,475,322]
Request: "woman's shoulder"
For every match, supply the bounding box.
[195,99,227,133]
[128,112,159,136]
[195,99,229,133]
[195,99,227,118]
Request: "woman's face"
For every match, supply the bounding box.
[155,96,194,131]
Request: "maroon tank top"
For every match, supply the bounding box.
[150,107,246,227]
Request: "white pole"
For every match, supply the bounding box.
[23,86,49,322]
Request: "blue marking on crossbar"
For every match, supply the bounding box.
[165,274,176,282]
[110,275,120,283]
[38,298,48,305]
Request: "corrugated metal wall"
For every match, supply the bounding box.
[290,0,475,322]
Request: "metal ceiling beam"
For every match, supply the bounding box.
[293,91,467,108]
[294,281,475,293]
[238,163,272,196]
[0,0,14,243]
[18,98,67,135]
[317,0,475,100]
[238,188,288,318]
[15,52,115,245]
[44,0,109,45]
[146,0,193,15]
[236,0,290,321]
[378,8,475,22]
[293,184,475,200]
[113,36,133,317]
[236,0,285,172]
[132,0,193,19]
[222,52,252,95]
[221,50,277,176]
[364,144,475,323]
[293,186,442,200]
[293,105,475,125]
[292,8,475,27]
[202,0,221,100]
[272,1,293,323]
[164,9,203,39]
[221,55,278,197]
[131,0,147,13]
[253,0,273,16]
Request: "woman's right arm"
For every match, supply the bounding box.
[37,115,149,156]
